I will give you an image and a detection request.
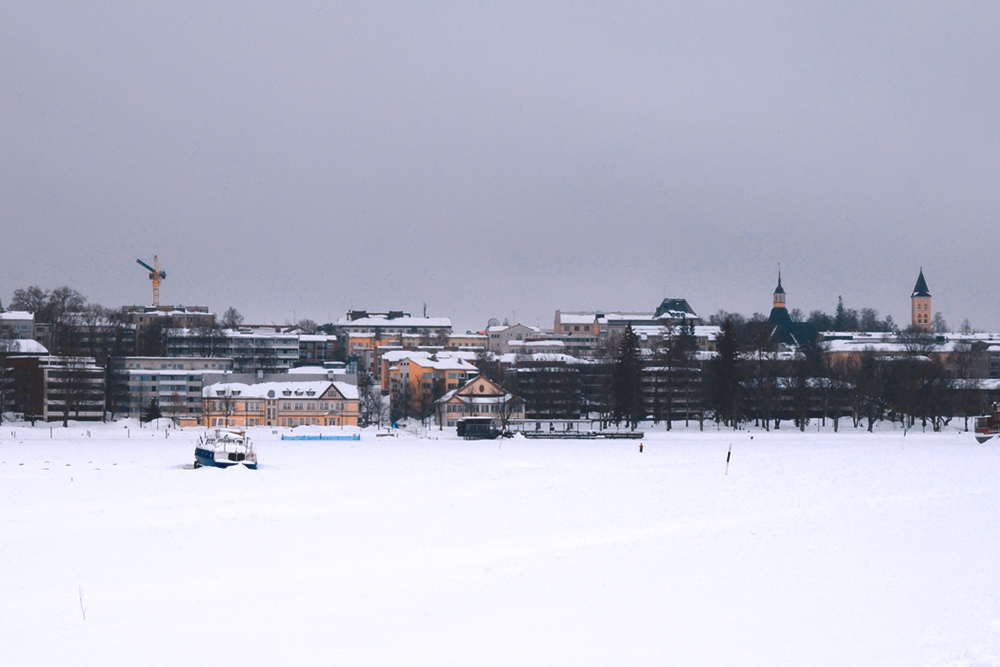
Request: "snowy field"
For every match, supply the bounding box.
[2,420,999,667]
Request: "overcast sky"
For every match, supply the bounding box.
[3,2,999,332]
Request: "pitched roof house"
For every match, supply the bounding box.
[435,375,524,428]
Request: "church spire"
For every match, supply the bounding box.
[911,268,931,331]
[773,266,786,309]
[911,268,931,297]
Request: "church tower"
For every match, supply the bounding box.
[773,270,786,311]
[910,269,931,331]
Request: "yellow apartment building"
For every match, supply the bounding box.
[200,380,359,428]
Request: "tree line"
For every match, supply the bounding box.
[652,319,982,433]
[3,286,991,431]
[464,320,988,435]
[706,296,965,334]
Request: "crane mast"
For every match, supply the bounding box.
[136,256,167,307]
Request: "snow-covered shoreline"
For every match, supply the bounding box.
[2,422,998,666]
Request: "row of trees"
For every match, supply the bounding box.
[699,320,983,433]
[707,297,963,334]
[483,320,988,434]
[4,285,990,430]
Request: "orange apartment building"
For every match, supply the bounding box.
[384,352,479,409]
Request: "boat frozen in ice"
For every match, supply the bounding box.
[194,428,258,469]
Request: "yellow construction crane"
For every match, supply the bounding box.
[136,256,167,307]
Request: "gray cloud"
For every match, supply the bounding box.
[3,2,999,331]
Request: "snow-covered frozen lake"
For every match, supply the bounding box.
[2,421,999,666]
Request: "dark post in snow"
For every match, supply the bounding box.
[725,443,732,475]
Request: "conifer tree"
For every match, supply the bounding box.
[612,324,644,429]
[143,397,162,423]
[709,318,743,427]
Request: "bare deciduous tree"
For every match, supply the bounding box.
[358,371,389,428]
[296,319,319,334]
[221,307,244,329]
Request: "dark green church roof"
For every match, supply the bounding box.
[654,298,697,319]
[911,269,931,298]
[767,307,817,347]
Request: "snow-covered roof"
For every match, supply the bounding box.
[381,349,480,364]
[337,315,452,328]
[1,339,48,354]
[203,380,358,401]
[285,366,330,375]
[974,379,1000,390]
[438,391,516,405]
[558,313,598,325]
[629,325,669,339]
[823,338,945,355]
[693,325,721,340]
[597,311,655,323]
[127,368,223,378]
[437,377,514,405]
[381,350,426,363]
[508,340,565,350]
[331,381,359,400]
[405,356,478,372]
[225,329,298,341]
[499,352,583,364]
[820,331,897,342]
[655,310,699,321]
[487,323,542,333]
[655,298,699,319]
[128,307,215,318]
[0,311,34,320]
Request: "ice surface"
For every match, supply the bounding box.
[2,422,999,666]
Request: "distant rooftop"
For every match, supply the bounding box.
[337,313,452,328]
[1,339,48,355]
[0,311,34,320]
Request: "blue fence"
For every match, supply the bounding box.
[280,433,361,441]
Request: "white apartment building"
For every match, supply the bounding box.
[117,357,234,420]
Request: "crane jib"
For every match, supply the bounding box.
[136,259,165,278]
